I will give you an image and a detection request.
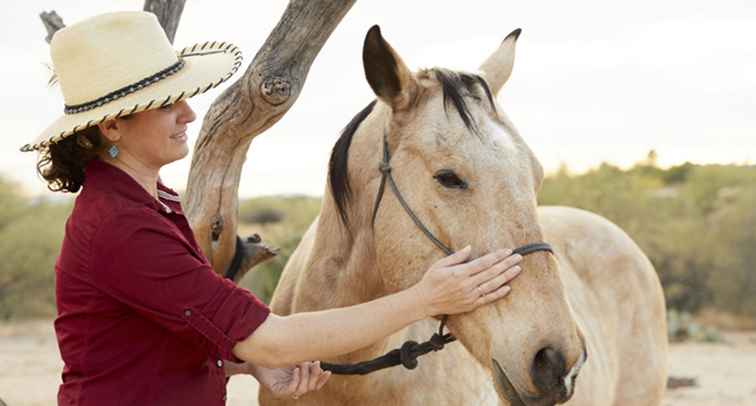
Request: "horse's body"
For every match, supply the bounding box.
[264,207,666,405]
[259,26,667,405]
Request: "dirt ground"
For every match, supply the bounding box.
[1,320,754,406]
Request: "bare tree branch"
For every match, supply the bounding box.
[40,11,64,43]
[184,0,356,279]
[142,0,186,44]
[234,234,280,283]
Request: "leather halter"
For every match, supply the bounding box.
[320,131,554,375]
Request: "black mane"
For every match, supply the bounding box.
[327,69,496,230]
[328,100,377,229]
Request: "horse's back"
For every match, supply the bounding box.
[538,206,668,405]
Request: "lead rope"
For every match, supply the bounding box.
[321,131,553,375]
[320,315,456,375]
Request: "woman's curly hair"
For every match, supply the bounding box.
[36,126,109,193]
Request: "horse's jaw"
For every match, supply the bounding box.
[492,358,528,406]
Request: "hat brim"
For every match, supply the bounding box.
[21,41,242,152]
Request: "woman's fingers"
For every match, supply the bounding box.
[477,265,522,295]
[312,361,331,390]
[289,361,330,398]
[294,362,310,398]
[432,245,472,268]
[307,361,322,391]
[466,253,522,288]
[287,367,300,394]
[474,283,513,307]
[316,369,331,389]
[459,248,512,277]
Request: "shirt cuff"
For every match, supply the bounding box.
[183,281,271,362]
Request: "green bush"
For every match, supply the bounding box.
[0,192,72,320]
[540,159,756,318]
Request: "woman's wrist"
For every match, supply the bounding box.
[402,283,432,321]
[224,361,255,377]
[247,363,265,379]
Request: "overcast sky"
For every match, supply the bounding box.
[2,0,754,199]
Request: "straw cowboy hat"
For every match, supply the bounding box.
[20,11,242,152]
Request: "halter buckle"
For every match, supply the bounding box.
[379,162,392,173]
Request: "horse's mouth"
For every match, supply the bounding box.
[494,356,583,406]
[492,358,528,406]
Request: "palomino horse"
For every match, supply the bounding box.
[259,26,667,405]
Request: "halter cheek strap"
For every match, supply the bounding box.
[372,131,454,255]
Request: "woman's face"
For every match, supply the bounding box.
[102,100,197,168]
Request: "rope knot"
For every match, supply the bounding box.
[429,333,447,351]
[399,340,419,369]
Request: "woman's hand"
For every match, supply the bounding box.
[251,361,331,400]
[414,246,523,317]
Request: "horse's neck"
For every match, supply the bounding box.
[292,194,400,362]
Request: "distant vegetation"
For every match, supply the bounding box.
[1,152,754,331]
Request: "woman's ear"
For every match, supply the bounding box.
[97,119,121,143]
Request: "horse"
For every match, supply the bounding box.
[259,26,667,405]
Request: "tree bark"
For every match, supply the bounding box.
[40,11,64,44]
[142,0,185,44]
[184,0,356,279]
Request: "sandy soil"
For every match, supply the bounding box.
[1,320,754,406]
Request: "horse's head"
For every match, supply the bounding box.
[327,26,586,404]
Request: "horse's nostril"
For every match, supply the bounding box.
[531,346,568,399]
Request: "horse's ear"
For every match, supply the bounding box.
[363,25,416,109]
[479,28,521,95]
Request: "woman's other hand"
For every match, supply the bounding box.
[252,361,331,399]
[414,246,523,317]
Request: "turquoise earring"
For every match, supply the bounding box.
[108,144,119,158]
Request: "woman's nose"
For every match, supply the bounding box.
[177,100,196,124]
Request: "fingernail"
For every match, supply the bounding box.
[513,266,521,273]
[504,286,512,293]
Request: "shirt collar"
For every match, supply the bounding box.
[84,159,182,214]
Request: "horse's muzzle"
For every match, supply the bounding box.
[492,342,587,406]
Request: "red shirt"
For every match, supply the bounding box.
[54,159,270,406]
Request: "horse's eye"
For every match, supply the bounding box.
[433,170,468,189]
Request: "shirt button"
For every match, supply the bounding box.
[216,359,224,368]
[184,309,192,317]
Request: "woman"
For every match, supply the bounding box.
[24,11,524,406]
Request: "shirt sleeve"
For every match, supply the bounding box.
[89,207,270,362]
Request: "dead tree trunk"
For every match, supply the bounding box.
[40,0,356,282]
[184,0,355,279]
